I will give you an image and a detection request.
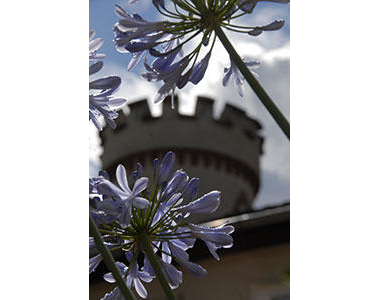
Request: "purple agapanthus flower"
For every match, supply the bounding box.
[97,164,150,228]
[223,57,260,97]
[89,30,126,131]
[103,259,154,299]
[142,55,190,105]
[89,151,234,299]
[112,0,289,103]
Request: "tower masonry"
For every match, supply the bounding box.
[100,96,264,223]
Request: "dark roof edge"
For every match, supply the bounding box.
[201,203,290,230]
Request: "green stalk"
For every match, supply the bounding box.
[213,24,290,140]
[191,0,206,13]
[89,216,136,300]
[139,233,177,300]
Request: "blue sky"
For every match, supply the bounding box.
[89,0,290,209]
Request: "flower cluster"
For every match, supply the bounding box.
[89,30,126,131]
[89,151,234,299]
[113,0,289,105]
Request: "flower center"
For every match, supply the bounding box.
[200,10,220,31]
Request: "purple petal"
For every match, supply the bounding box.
[134,278,148,299]
[132,177,148,195]
[162,261,182,289]
[158,151,175,184]
[191,231,233,246]
[119,203,132,227]
[175,191,220,215]
[176,259,207,277]
[248,28,263,36]
[188,223,235,234]
[133,196,150,209]
[204,241,220,261]
[189,52,211,84]
[99,181,130,199]
[89,61,103,75]
[261,19,285,31]
[89,254,102,274]
[161,170,188,200]
[101,287,121,300]
[181,178,199,201]
[116,164,132,194]
[169,241,189,262]
[162,242,172,263]
[103,262,127,283]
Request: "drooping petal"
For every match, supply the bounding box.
[89,61,104,75]
[152,46,182,72]
[204,240,220,261]
[139,269,154,283]
[101,287,122,300]
[248,28,263,36]
[249,19,285,36]
[190,231,233,246]
[175,258,207,277]
[134,278,148,299]
[89,254,102,274]
[108,98,127,108]
[128,51,145,71]
[119,202,132,227]
[89,38,104,53]
[169,241,189,262]
[189,52,211,84]
[170,238,190,251]
[162,242,172,263]
[260,19,285,31]
[174,191,220,215]
[188,222,235,234]
[161,261,182,289]
[222,67,233,87]
[103,262,127,283]
[90,76,121,91]
[133,196,150,209]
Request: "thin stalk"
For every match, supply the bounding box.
[191,0,206,13]
[89,216,136,300]
[139,233,177,300]
[213,24,290,139]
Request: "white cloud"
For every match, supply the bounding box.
[178,39,290,208]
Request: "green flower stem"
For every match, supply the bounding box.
[89,216,136,300]
[213,24,290,140]
[139,233,177,300]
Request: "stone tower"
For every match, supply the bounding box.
[100,96,263,222]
